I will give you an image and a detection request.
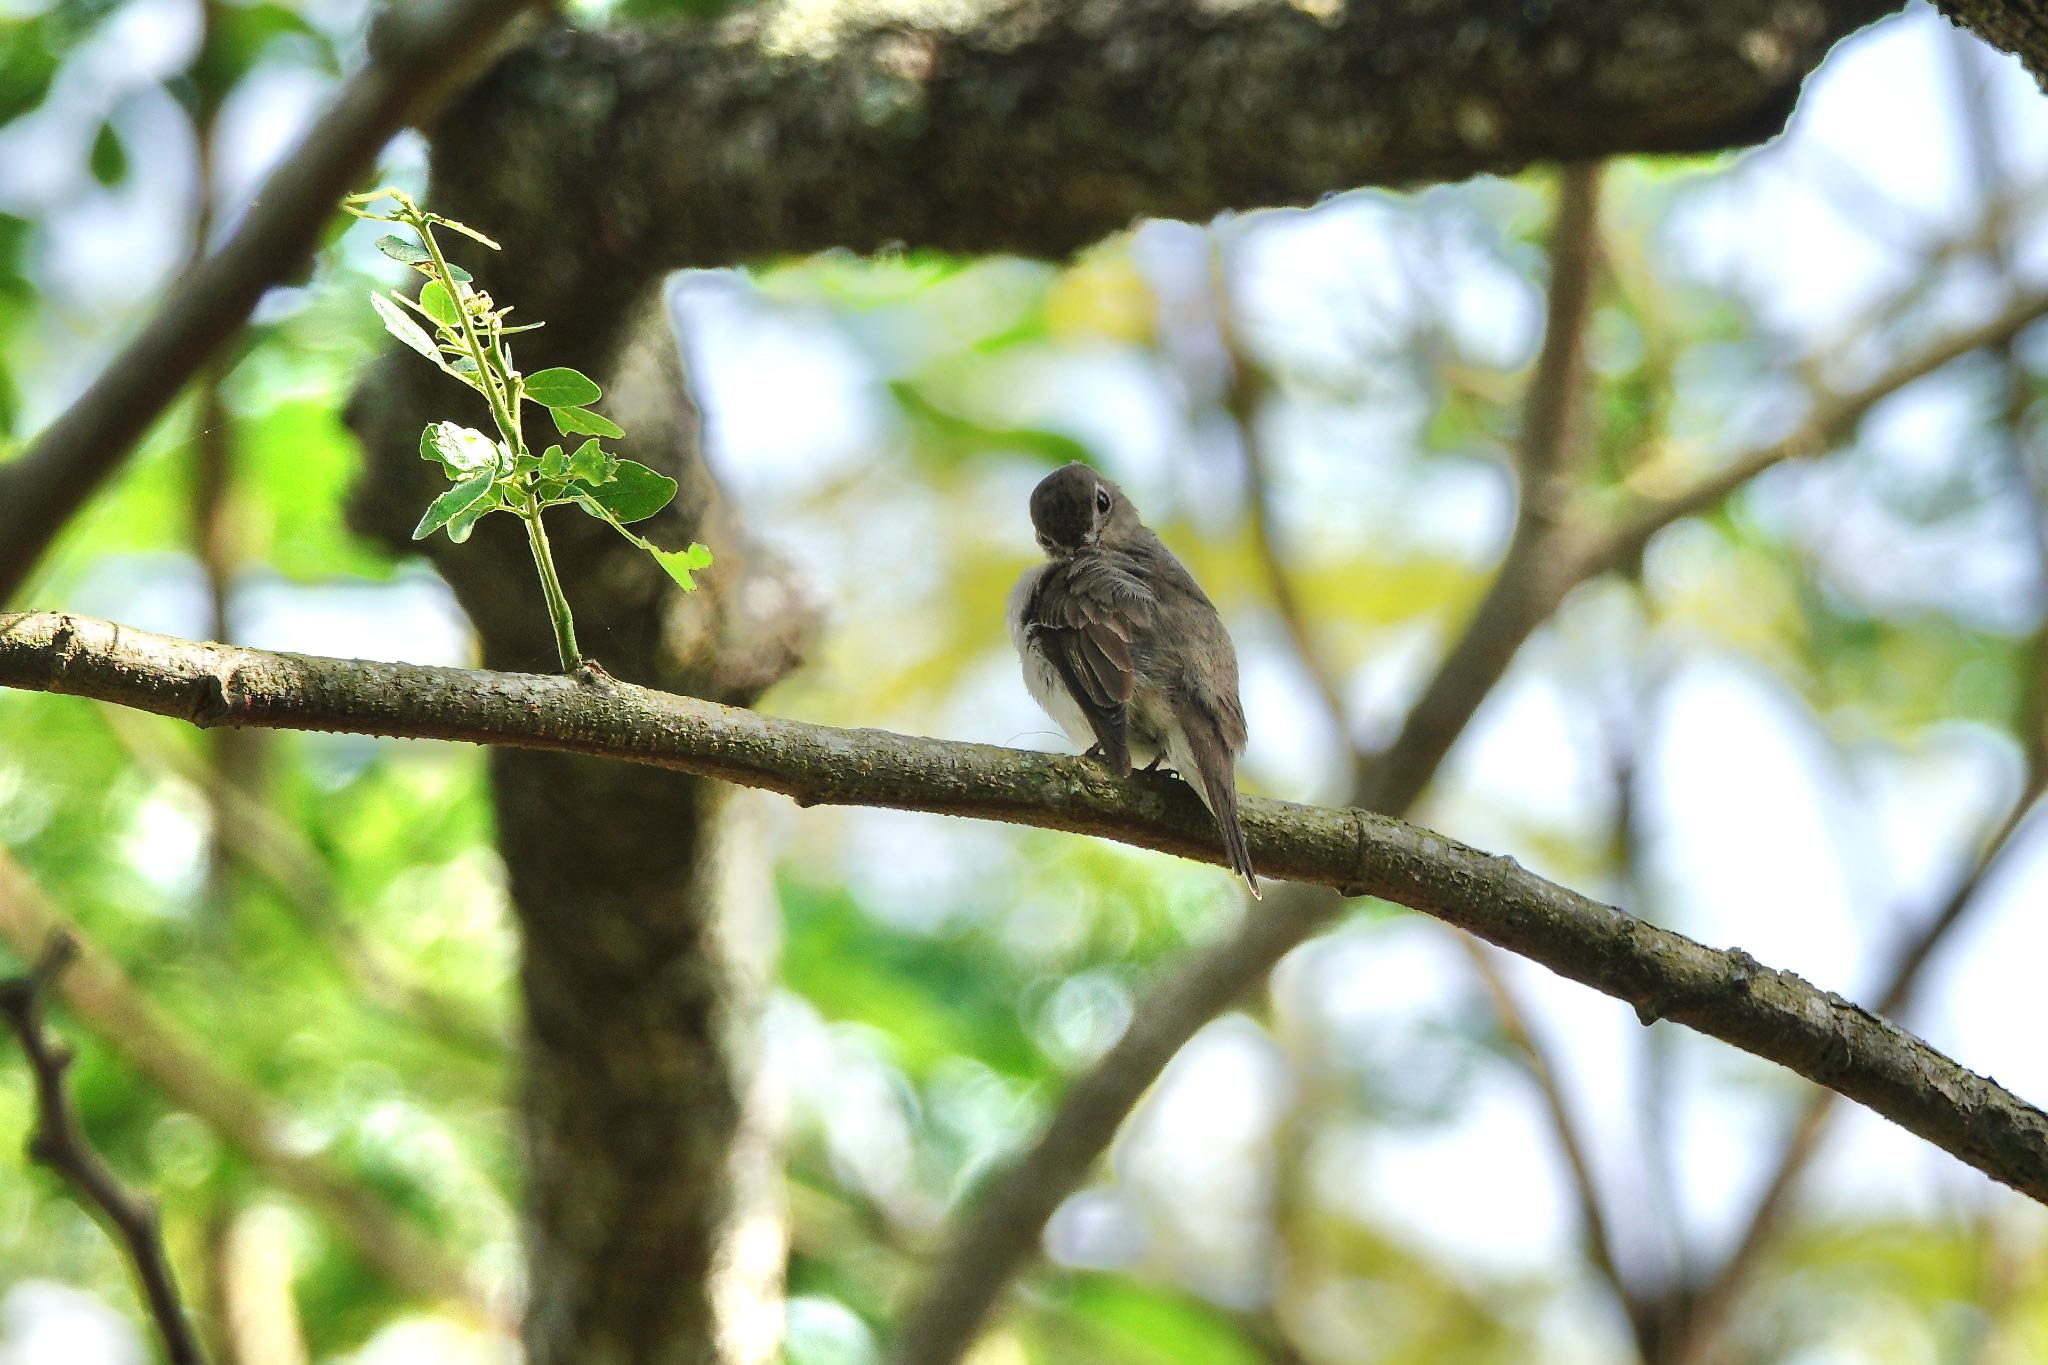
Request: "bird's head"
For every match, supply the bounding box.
[1028,462,1136,558]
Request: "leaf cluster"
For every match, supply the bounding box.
[344,189,713,594]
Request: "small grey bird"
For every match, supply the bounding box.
[1008,462,1258,896]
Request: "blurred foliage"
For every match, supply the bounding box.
[3,3,2048,1364]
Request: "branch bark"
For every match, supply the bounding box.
[1931,0,2048,89]
[4,612,2048,1207]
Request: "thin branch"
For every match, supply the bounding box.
[5,615,2048,1213]
[1669,775,2045,1365]
[99,708,506,1060]
[1214,170,1640,1355]
[1210,238,1356,781]
[1565,286,2048,586]
[2,935,207,1365]
[1519,162,1605,513]
[1349,161,1604,816]
[0,0,553,603]
[1458,936,1654,1359]
[0,847,487,1315]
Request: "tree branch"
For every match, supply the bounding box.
[1565,286,2048,585]
[1,935,207,1365]
[1930,0,2048,90]
[0,0,553,604]
[4,613,2048,1213]
[0,847,486,1315]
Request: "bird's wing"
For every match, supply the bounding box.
[1025,556,1157,774]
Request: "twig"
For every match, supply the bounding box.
[0,848,486,1314]
[2,935,207,1365]
[1564,286,2048,587]
[1668,772,2044,1365]
[0,0,553,603]
[1458,936,1654,1358]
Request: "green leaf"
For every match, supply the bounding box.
[418,422,501,475]
[650,542,713,591]
[411,473,495,541]
[539,444,569,480]
[445,485,505,544]
[370,292,439,362]
[551,406,625,439]
[524,367,601,409]
[574,459,674,524]
[88,121,126,186]
[564,438,614,485]
[418,280,459,329]
[374,234,430,267]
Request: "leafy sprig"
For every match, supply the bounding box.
[343,187,712,672]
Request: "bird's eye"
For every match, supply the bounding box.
[1095,487,1111,514]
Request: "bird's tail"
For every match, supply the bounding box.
[1176,714,1259,900]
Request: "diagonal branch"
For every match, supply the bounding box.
[2,935,207,1365]
[0,0,554,604]
[1565,286,2048,584]
[4,613,2048,1212]
[0,846,486,1314]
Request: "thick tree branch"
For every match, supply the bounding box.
[0,848,485,1314]
[0,0,553,604]
[1931,0,2048,89]
[5,613,2048,1215]
[2,936,207,1365]
[448,0,1896,277]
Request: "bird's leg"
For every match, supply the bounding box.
[1141,754,1170,774]
[1083,743,1104,759]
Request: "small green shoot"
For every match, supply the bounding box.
[343,187,712,672]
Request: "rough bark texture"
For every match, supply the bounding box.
[437,0,1899,270]
[1933,0,2048,86]
[7,610,2048,1225]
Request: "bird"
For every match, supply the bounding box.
[1007,461,1258,897]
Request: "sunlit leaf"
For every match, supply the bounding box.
[524,367,601,409]
[418,422,501,476]
[412,472,496,541]
[549,405,624,439]
[650,542,713,590]
[418,281,460,329]
[370,292,439,362]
